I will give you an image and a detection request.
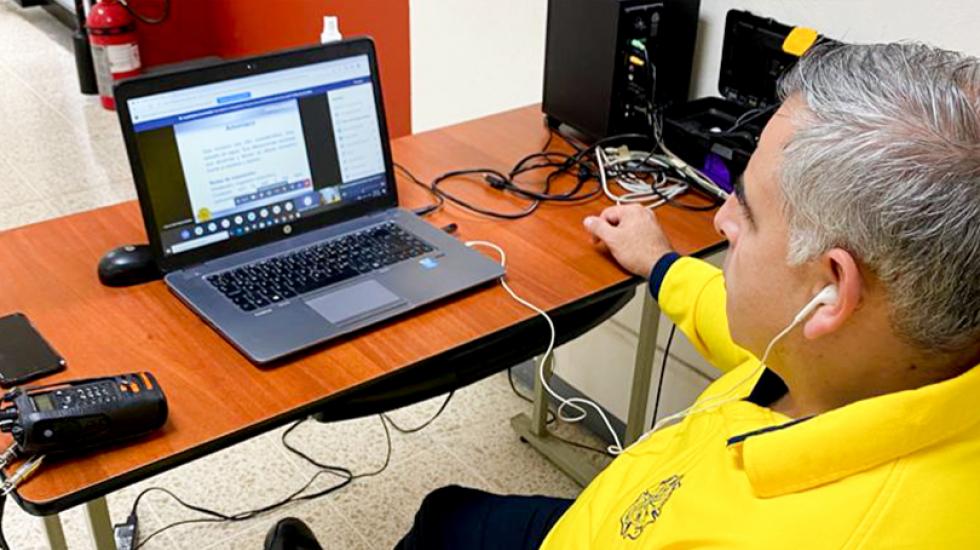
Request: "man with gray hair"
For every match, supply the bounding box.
[272,41,980,549]
[399,40,980,549]
[389,40,980,549]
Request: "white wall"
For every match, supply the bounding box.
[409,0,980,427]
[409,0,548,133]
[411,0,980,132]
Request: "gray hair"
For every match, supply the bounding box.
[777,42,980,352]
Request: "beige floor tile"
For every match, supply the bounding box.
[0,0,71,57]
[0,122,124,197]
[279,415,435,478]
[0,21,51,63]
[138,431,310,547]
[1,475,179,550]
[104,177,139,204]
[0,499,48,550]
[0,72,56,129]
[381,371,535,440]
[92,141,138,184]
[10,49,77,88]
[24,76,123,139]
[0,199,56,231]
[204,499,368,550]
[91,125,128,159]
[328,445,495,550]
[432,414,585,499]
[11,146,122,197]
[0,157,42,208]
[55,484,179,550]
[49,185,117,217]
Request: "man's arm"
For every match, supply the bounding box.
[584,205,750,373]
[652,254,750,372]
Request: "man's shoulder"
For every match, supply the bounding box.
[857,434,980,546]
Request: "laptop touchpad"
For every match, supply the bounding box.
[306,280,405,326]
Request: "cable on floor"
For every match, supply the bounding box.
[128,382,462,548]
[129,415,393,548]
[382,390,455,434]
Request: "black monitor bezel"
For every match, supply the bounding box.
[114,37,398,274]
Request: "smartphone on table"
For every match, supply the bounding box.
[0,313,67,388]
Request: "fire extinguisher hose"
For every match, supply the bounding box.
[117,0,170,25]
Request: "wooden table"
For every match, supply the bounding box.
[0,105,724,548]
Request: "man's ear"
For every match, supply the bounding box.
[803,248,862,340]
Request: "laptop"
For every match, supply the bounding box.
[114,38,504,364]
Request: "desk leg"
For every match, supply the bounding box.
[624,292,661,445]
[84,497,116,550]
[512,290,663,485]
[529,354,552,437]
[511,354,602,487]
[42,514,68,550]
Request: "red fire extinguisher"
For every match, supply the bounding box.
[87,0,142,110]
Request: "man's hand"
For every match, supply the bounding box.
[583,204,675,278]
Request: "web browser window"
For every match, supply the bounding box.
[126,55,389,257]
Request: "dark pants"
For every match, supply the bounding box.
[395,485,574,550]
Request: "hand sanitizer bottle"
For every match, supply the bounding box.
[320,16,342,43]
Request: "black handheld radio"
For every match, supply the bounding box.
[0,372,168,455]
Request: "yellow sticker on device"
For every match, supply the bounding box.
[783,27,818,56]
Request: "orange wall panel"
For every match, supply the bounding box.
[133,0,218,68]
[133,0,412,137]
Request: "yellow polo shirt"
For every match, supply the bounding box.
[542,256,980,548]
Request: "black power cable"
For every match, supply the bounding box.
[396,121,721,221]
[422,131,661,220]
[129,390,459,549]
[652,324,677,426]
[130,415,394,549]
[383,391,455,434]
[395,161,444,217]
[432,168,541,220]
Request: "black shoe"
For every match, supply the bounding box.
[264,517,324,550]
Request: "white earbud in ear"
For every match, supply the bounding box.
[792,284,839,325]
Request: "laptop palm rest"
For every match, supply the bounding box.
[306,280,405,326]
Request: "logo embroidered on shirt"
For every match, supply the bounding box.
[620,475,683,540]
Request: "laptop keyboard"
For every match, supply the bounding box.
[206,222,434,312]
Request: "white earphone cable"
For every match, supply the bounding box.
[465,240,626,455]
[627,289,833,451]
[466,239,833,457]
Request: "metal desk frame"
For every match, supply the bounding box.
[511,291,661,486]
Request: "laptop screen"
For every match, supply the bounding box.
[125,54,390,258]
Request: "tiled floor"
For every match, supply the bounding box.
[0,2,611,548]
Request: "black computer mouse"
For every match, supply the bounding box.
[97,244,161,287]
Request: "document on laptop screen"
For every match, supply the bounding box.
[174,101,313,223]
[125,54,392,257]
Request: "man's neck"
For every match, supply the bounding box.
[768,343,980,419]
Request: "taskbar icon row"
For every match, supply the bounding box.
[180,199,304,241]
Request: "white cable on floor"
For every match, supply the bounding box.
[465,240,626,455]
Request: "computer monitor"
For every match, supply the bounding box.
[115,40,397,270]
